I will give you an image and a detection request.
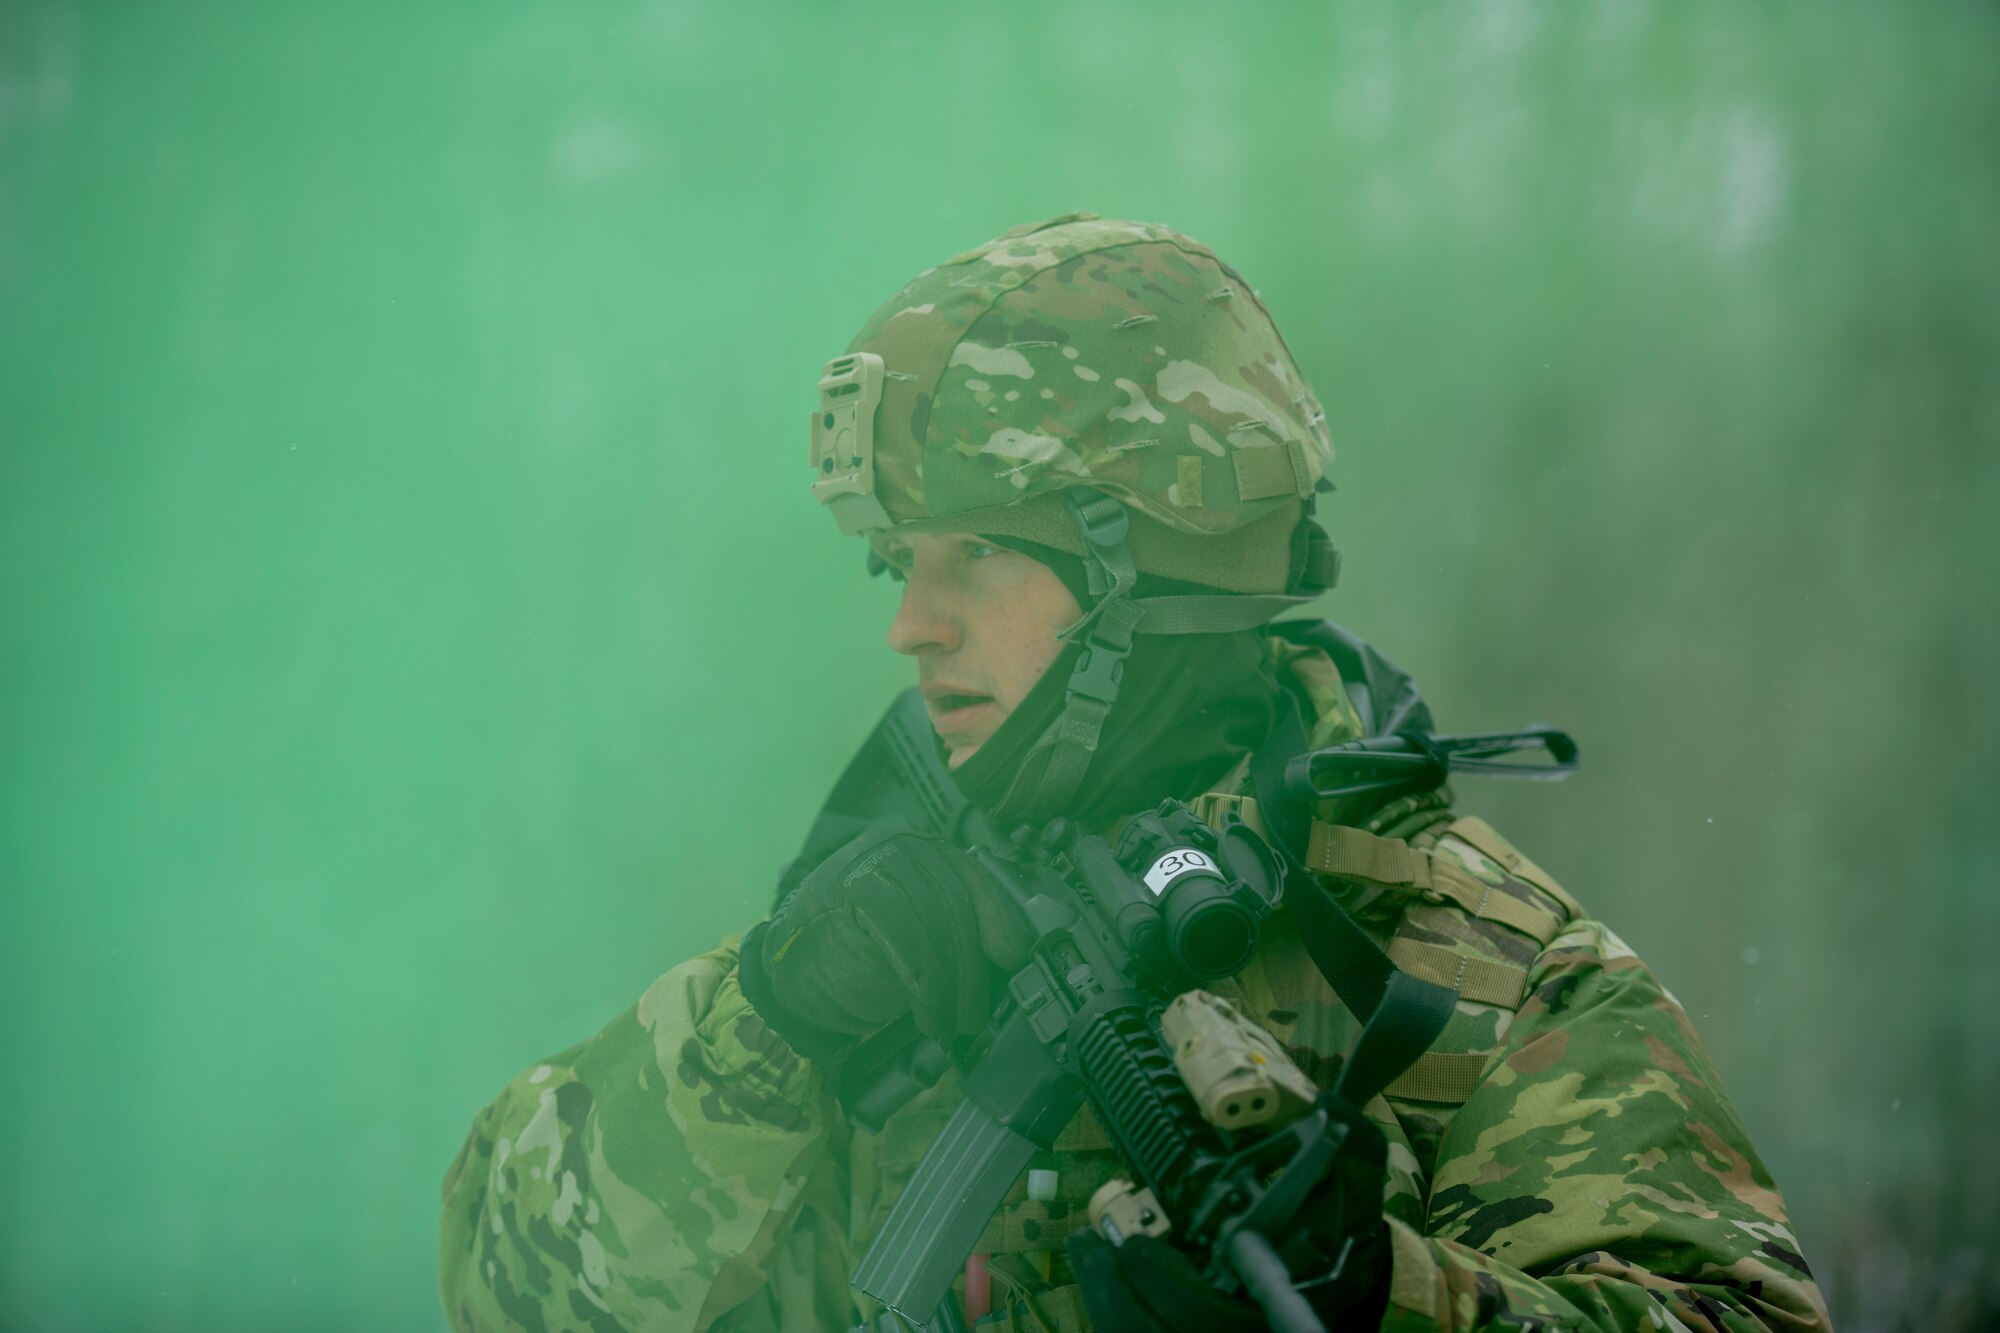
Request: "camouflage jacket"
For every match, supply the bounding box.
[440,637,1829,1332]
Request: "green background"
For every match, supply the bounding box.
[4,3,1995,1328]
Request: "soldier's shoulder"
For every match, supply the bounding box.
[1371,813,1583,1020]
[1412,813,1586,937]
[1365,812,1604,1115]
[1414,815,1666,986]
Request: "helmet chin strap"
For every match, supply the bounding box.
[989,489,1321,822]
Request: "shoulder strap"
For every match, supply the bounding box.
[1193,800,1572,949]
[1249,693,1457,1109]
[1309,822,1569,947]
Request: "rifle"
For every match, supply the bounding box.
[854,796,1349,1330]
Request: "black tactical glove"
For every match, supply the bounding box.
[1067,1090,1394,1333]
[737,829,1030,1066]
[1068,1234,1269,1333]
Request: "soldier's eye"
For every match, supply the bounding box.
[867,546,911,581]
[966,541,1000,560]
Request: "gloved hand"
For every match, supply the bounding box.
[1068,1234,1269,1333]
[1067,1091,1393,1333]
[737,828,1031,1066]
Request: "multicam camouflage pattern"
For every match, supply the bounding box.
[440,637,1828,1332]
[828,214,1332,538]
[439,951,858,1332]
[1377,913,1829,1331]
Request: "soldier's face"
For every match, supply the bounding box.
[876,531,1084,771]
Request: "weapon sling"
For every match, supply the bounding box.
[1249,692,1457,1111]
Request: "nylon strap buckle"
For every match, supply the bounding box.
[1066,599,1142,705]
[1069,489,1130,551]
[1066,489,1133,599]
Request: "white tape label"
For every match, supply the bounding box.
[1144,848,1217,896]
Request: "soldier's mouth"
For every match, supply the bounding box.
[929,694,997,734]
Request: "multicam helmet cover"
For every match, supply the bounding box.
[811,214,1332,541]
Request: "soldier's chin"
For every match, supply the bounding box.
[946,742,981,770]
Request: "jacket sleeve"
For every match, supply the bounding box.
[1379,919,1830,1333]
[438,938,855,1333]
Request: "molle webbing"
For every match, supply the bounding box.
[1305,823,1566,947]
[1446,815,1587,924]
[1384,941,1531,1010]
[1189,788,1580,1106]
[1385,1051,1494,1105]
[1185,799,1572,952]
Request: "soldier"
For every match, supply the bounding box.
[439,216,1829,1331]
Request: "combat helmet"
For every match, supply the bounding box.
[811,213,1340,813]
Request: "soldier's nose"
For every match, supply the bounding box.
[887,580,963,656]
